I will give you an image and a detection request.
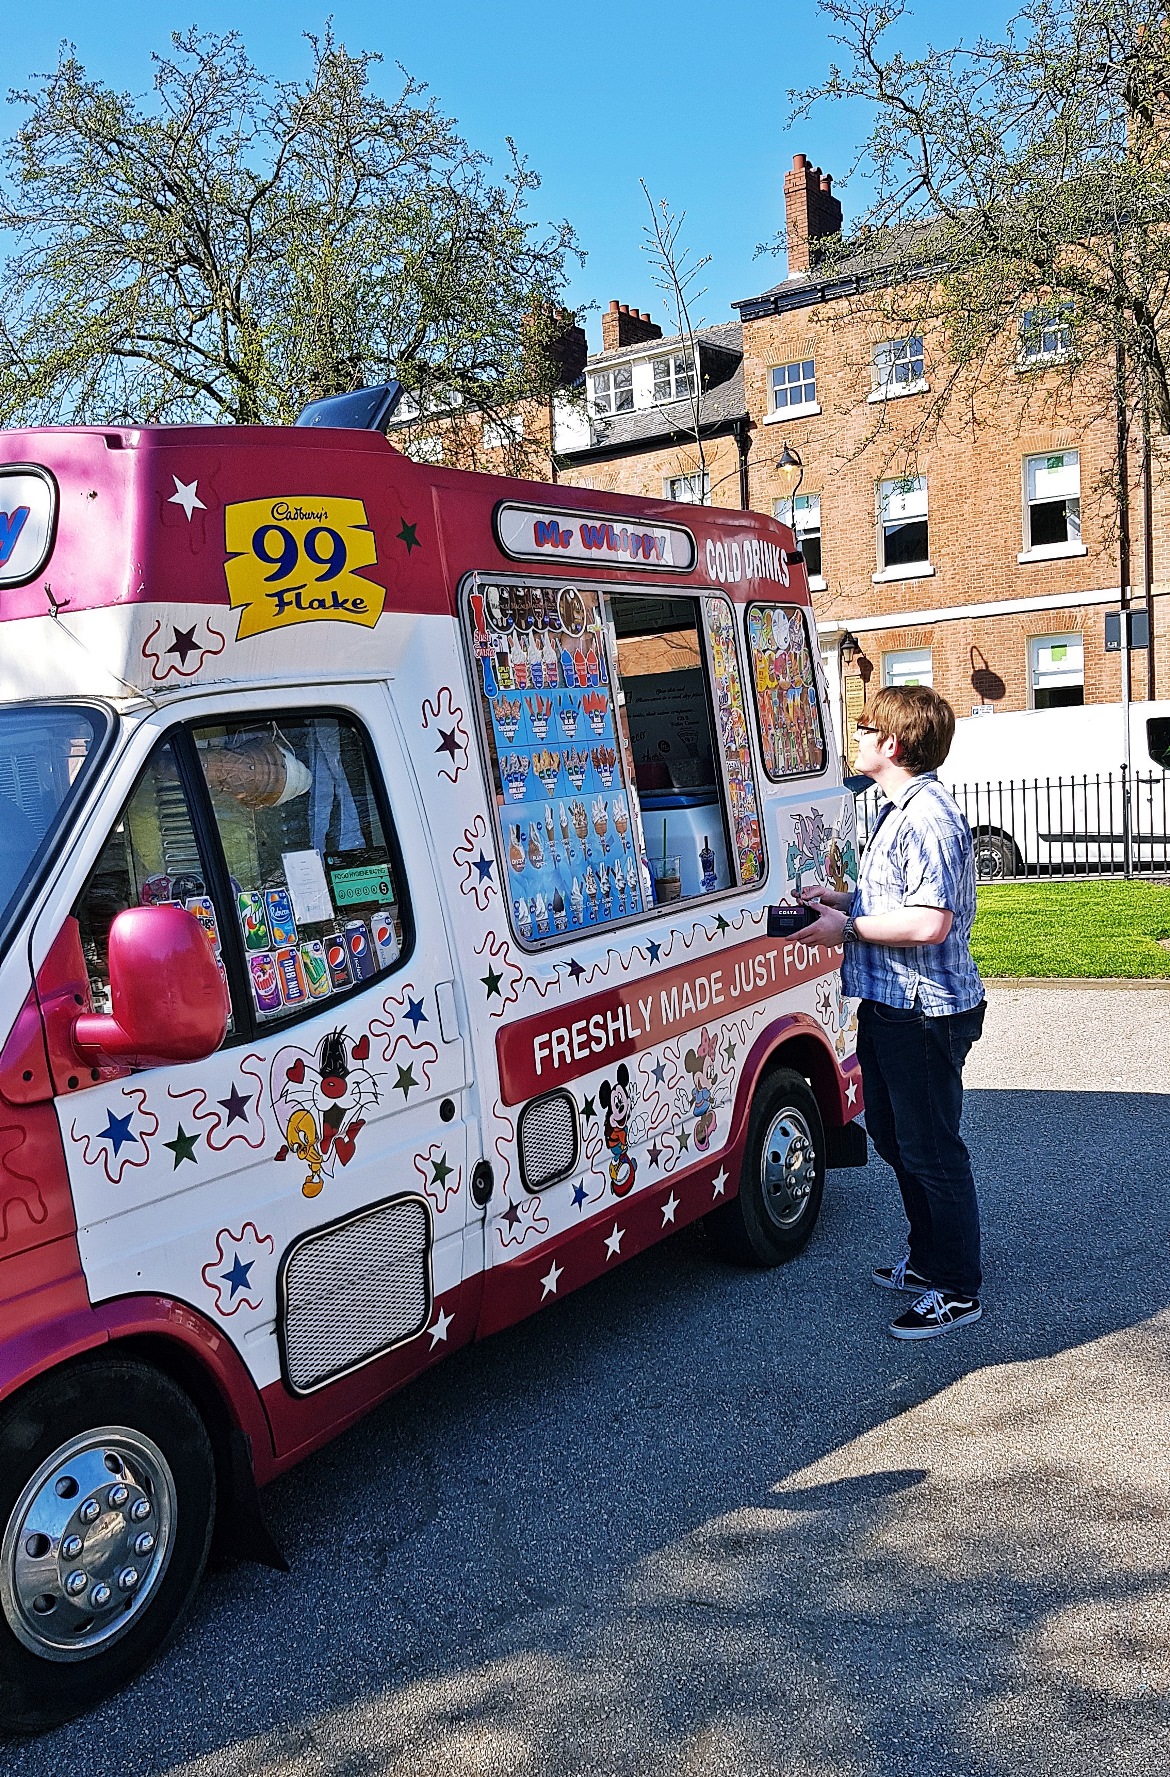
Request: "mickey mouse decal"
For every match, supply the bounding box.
[598,1062,638,1198]
[271,1028,380,1197]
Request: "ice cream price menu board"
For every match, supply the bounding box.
[703,597,765,884]
[468,580,651,944]
[745,603,827,781]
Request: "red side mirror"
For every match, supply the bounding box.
[73,905,229,1069]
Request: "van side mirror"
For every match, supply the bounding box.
[73,905,229,1069]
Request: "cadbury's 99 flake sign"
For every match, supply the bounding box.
[224,497,384,639]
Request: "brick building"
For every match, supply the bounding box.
[732,153,1168,747]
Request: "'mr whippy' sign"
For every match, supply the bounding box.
[494,501,696,572]
[496,930,841,1105]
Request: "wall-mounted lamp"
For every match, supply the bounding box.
[840,631,862,668]
[775,442,804,509]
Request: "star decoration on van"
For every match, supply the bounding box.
[846,1078,858,1106]
[404,996,428,1030]
[397,518,420,553]
[98,1110,137,1155]
[474,851,494,882]
[723,1038,737,1065]
[481,965,503,999]
[540,1260,563,1298]
[604,1224,624,1260]
[436,728,460,760]
[572,1182,587,1208]
[430,1152,453,1191]
[168,476,206,520]
[503,1198,521,1229]
[676,1123,691,1153]
[221,1255,254,1298]
[646,940,662,964]
[712,1166,729,1198]
[648,1142,661,1168]
[395,1063,418,1099]
[164,1124,199,1168]
[565,957,585,982]
[167,625,200,666]
[661,1192,679,1226]
[581,1095,596,1122]
[218,1084,250,1125]
[429,1307,453,1346]
[651,1059,666,1085]
[714,915,730,935]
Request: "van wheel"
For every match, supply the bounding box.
[705,1068,825,1267]
[972,827,1022,881]
[0,1357,214,1734]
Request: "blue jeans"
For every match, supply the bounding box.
[857,997,986,1298]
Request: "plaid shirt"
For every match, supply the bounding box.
[842,771,984,1014]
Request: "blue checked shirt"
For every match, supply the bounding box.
[842,772,984,1014]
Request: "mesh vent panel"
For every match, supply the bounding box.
[280,1195,432,1394]
[518,1092,578,1191]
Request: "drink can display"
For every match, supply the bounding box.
[323,932,352,989]
[140,874,172,906]
[248,951,283,1013]
[274,945,307,1005]
[300,940,332,999]
[185,895,220,952]
[263,886,298,948]
[370,910,400,968]
[238,891,271,952]
[344,919,376,982]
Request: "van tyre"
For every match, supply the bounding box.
[0,1356,214,1734]
[972,826,1022,881]
[705,1067,825,1267]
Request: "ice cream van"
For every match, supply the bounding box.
[0,393,864,1729]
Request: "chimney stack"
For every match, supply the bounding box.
[783,153,843,275]
[601,299,664,353]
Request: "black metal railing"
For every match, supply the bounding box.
[854,768,1170,880]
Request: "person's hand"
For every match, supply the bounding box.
[796,889,849,947]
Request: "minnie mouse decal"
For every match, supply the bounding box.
[598,1063,638,1197]
[683,1029,720,1151]
[271,1028,380,1197]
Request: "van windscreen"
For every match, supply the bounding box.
[0,703,110,952]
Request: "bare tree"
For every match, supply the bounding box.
[641,182,713,500]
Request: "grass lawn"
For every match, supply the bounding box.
[972,880,1170,978]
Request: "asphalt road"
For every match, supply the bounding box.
[7,986,1170,1776]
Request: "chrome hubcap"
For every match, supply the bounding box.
[1,1428,175,1661]
[761,1107,818,1229]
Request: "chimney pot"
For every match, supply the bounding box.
[783,150,843,275]
[600,299,664,353]
[608,300,620,313]
[793,153,809,169]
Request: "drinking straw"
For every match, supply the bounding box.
[662,818,668,867]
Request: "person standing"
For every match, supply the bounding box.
[799,686,986,1340]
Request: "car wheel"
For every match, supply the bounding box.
[972,827,1022,881]
[0,1357,215,1734]
[706,1067,826,1267]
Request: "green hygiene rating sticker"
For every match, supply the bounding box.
[330,864,394,906]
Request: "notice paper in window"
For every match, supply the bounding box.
[281,849,334,926]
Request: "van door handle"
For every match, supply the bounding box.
[435,980,460,1043]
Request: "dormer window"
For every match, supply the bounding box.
[652,353,695,403]
[591,365,633,414]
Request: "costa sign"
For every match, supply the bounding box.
[495,930,841,1105]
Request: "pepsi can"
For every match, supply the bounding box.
[323,932,352,990]
[344,919,376,982]
[370,909,400,968]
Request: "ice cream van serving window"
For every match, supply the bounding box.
[73,711,409,1038]
[745,603,828,782]
[466,578,765,948]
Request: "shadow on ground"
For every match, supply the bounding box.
[7,1088,1170,1776]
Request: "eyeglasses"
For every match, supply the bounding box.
[854,723,881,735]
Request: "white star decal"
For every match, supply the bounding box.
[604,1223,624,1260]
[661,1192,679,1226]
[540,1260,563,1298]
[168,476,206,520]
[712,1166,729,1199]
[846,1079,858,1106]
[428,1306,454,1347]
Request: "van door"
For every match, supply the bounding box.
[49,690,474,1435]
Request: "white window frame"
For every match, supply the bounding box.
[664,470,709,504]
[774,493,823,589]
[1018,450,1087,563]
[590,364,634,416]
[1019,304,1074,367]
[1028,633,1084,709]
[651,352,695,405]
[869,336,928,403]
[764,358,820,422]
[874,476,934,582]
[482,413,524,452]
[882,647,934,688]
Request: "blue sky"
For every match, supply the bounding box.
[3,1,1020,350]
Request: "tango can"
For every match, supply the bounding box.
[248,951,283,1013]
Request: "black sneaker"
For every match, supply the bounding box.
[889,1290,982,1341]
[872,1255,933,1292]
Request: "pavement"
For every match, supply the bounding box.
[7,985,1170,1776]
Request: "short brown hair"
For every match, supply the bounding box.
[863,685,956,774]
